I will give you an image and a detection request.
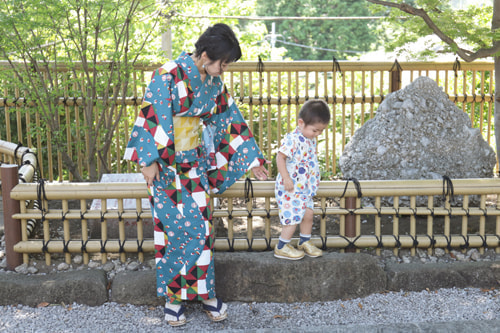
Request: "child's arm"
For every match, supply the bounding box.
[276,152,294,192]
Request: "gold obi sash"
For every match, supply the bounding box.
[173,116,201,151]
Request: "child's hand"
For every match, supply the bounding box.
[283,177,294,192]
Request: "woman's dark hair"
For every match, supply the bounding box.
[298,99,331,125]
[194,23,242,63]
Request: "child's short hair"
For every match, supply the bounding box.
[298,99,331,125]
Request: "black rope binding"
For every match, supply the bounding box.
[36,178,48,213]
[340,177,362,199]
[13,142,23,163]
[244,177,254,204]
[332,56,343,77]
[390,58,402,72]
[257,55,264,73]
[442,175,454,204]
[137,239,144,253]
[453,57,461,77]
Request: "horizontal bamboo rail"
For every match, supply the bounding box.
[7,178,500,265]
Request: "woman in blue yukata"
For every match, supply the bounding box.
[124,23,269,327]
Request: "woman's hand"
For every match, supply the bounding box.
[251,160,271,181]
[141,163,160,186]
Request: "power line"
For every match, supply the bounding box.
[177,14,386,21]
[274,39,361,54]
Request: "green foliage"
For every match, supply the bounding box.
[255,0,385,60]
[0,0,162,181]
[370,0,495,60]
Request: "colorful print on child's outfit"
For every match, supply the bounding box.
[275,128,320,225]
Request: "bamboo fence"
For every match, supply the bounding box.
[0,60,495,181]
[6,178,500,265]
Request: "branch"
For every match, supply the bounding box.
[366,0,500,61]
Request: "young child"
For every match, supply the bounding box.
[274,99,331,260]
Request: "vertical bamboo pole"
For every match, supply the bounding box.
[393,196,399,256]
[266,71,271,172]
[227,200,234,248]
[341,74,346,151]
[374,196,381,256]
[350,71,355,138]
[320,197,326,248]
[444,192,451,253]
[248,72,254,133]
[323,70,330,173]
[62,199,71,264]
[427,195,434,256]
[264,197,271,249]
[360,71,366,126]
[35,107,44,179]
[410,196,416,256]
[101,199,108,263]
[64,75,73,181]
[332,69,337,173]
[479,194,486,254]
[118,198,126,262]
[80,199,89,264]
[136,198,144,263]
[339,197,345,253]
[461,195,469,253]
[74,81,83,177]
[15,88,23,144]
[286,71,291,133]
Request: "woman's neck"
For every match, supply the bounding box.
[191,54,207,82]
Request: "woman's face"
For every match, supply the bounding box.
[204,59,230,77]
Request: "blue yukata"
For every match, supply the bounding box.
[275,128,320,225]
[124,52,265,303]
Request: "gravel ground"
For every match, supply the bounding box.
[1,233,500,332]
[0,287,499,332]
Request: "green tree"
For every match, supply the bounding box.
[160,0,269,61]
[255,0,384,60]
[0,0,162,181]
[366,0,500,168]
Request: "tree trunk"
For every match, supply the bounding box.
[493,0,500,175]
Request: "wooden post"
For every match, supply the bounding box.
[345,196,356,253]
[390,59,402,92]
[2,164,22,270]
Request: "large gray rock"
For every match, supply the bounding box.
[339,76,496,181]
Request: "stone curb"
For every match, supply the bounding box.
[0,252,499,306]
[0,269,108,306]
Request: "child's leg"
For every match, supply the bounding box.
[299,208,314,245]
[277,224,297,249]
[297,208,322,257]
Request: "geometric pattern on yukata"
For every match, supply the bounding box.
[209,121,252,189]
[275,128,320,225]
[154,157,216,302]
[167,225,214,301]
